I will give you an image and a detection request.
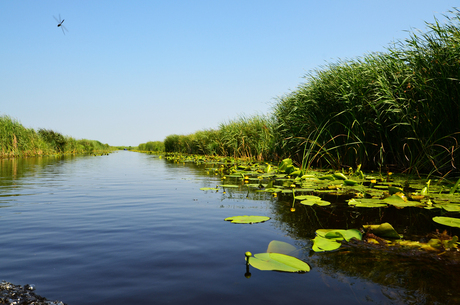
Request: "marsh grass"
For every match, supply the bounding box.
[164,115,275,160]
[155,10,460,177]
[0,115,112,158]
[273,10,460,176]
[138,141,165,152]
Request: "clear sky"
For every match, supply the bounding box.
[1,1,458,146]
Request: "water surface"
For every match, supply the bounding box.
[0,151,458,304]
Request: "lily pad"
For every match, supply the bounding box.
[200,187,218,191]
[363,223,401,239]
[266,240,299,256]
[246,252,310,272]
[219,184,239,188]
[433,216,460,228]
[300,199,331,206]
[313,229,362,252]
[295,195,321,201]
[348,198,387,208]
[224,215,270,224]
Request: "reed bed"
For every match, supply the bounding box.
[138,141,165,152]
[163,115,275,160]
[273,10,460,176]
[153,10,459,177]
[0,115,112,158]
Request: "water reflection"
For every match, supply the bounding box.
[165,158,460,304]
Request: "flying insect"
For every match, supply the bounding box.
[53,15,68,35]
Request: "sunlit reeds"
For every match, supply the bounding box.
[0,115,112,158]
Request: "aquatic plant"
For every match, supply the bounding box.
[0,115,113,158]
[273,10,460,176]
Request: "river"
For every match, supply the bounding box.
[0,151,458,304]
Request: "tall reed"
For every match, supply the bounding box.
[273,10,460,175]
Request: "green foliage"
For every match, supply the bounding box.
[138,141,164,152]
[272,10,460,175]
[246,252,310,272]
[163,115,275,160]
[1,115,50,157]
[0,115,113,158]
[224,215,270,224]
[38,129,67,152]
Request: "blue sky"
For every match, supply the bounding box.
[1,1,458,146]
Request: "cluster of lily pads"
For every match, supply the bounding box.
[162,154,460,272]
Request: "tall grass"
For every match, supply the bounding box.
[163,115,275,160]
[151,10,460,176]
[273,10,460,175]
[138,141,165,152]
[0,115,113,158]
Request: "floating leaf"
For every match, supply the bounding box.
[348,198,387,208]
[363,223,401,239]
[225,215,270,224]
[219,184,239,188]
[439,204,460,212]
[433,216,460,228]
[312,229,362,252]
[247,253,310,272]
[312,236,342,252]
[266,240,299,256]
[300,199,331,206]
[200,187,218,191]
[317,229,362,241]
[295,195,321,201]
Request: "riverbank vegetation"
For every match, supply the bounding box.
[153,10,460,178]
[0,115,113,158]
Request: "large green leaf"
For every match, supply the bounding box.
[224,215,270,224]
[433,216,460,228]
[312,229,362,252]
[247,253,310,272]
[266,240,299,256]
[363,223,401,239]
[348,198,387,208]
[312,235,342,252]
[317,229,362,241]
[300,199,331,206]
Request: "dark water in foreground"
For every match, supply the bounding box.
[0,151,459,304]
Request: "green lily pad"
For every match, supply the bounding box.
[266,240,299,256]
[247,252,310,272]
[439,203,460,212]
[317,229,362,241]
[224,215,270,224]
[200,187,218,191]
[295,195,321,200]
[300,199,331,206]
[433,216,460,228]
[219,184,239,188]
[312,229,362,252]
[363,223,401,239]
[348,198,387,208]
[312,235,342,252]
[384,194,419,207]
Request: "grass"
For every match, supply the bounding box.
[152,9,459,178]
[0,115,113,158]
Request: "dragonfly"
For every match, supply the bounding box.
[53,14,68,35]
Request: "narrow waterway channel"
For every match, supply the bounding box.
[0,151,458,304]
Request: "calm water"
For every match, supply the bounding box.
[0,151,458,304]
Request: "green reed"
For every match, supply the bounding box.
[273,9,460,175]
[0,115,113,158]
[138,141,165,152]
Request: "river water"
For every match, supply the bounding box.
[0,151,458,304]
